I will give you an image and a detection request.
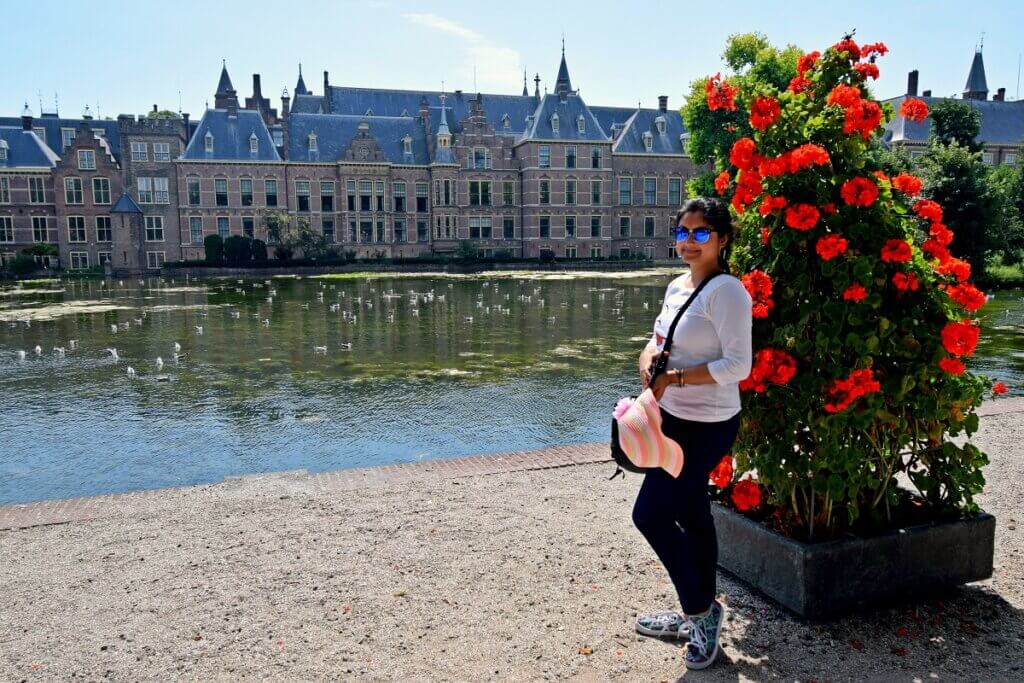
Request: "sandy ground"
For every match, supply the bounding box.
[2,401,1023,682]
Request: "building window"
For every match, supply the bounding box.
[394,218,406,243]
[539,179,550,205]
[96,216,112,242]
[346,180,356,211]
[32,216,47,242]
[469,181,491,206]
[145,216,164,241]
[64,177,83,204]
[981,152,994,165]
[98,251,111,266]
[402,136,412,156]
[189,216,203,244]
[551,113,559,134]
[393,182,406,212]
[29,177,44,204]
[417,219,428,242]
[320,181,334,212]
[78,149,96,170]
[272,129,283,147]
[265,179,278,207]
[680,132,690,156]
[348,220,356,242]
[204,132,214,154]
[33,127,46,145]
[136,177,153,204]
[539,145,551,168]
[473,147,491,169]
[566,145,577,169]
[589,215,601,239]
[643,131,653,152]
[565,245,577,259]
[591,146,601,169]
[619,216,630,238]
[217,216,229,238]
[415,182,428,212]
[131,142,148,162]
[70,251,89,269]
[249,133,259,156]
[503,216,514,239]
[359,180,372,211]
[644,215,655,238]
[577,115,585,134]
[375,182,386,211]
[618,177,632,205]
[308,133,318,153]
[154,177,169,204]
[540,215,550,238]
[1006,152,1018,166]
[146,251,165,269]
[187,176,201,206]
[669,178,682,207]
[240,178,253,207]
[67,216,86,242]
[443,179,452,205]
[153,142,171,162]
[591,179,601,205]
[644,177,656,205]
[359,220,372,242]
[322,218,335,242]
[591,246,602,258]
[565,215,576,239]
[620,246,631,258]
[566,179,576,205]
[214,178,228,206]
[0,216,12,243]
[243,216,255,238]
[503,181,514,206]
[296,181,310,212]
[61,128,75,150]
[469,217,481,239]
[0,178,8,204]
[376,219,385,243]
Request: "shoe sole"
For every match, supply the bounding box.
[684,603,725,670]
[634,622,688,638]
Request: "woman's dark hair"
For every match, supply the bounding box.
[675,197,735,273]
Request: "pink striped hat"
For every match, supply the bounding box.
[615,388,685,478]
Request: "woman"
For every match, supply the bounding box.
[632,197,752,670]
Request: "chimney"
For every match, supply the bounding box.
[183,112,190,135]
[907,70,918,97]
[252,74,263,99]
[994,87,1006,102]
[922,89,932,97]
[152,104,158,114]
[419,97,430,125]
[323,70,330,94]
[658,95,668,112]
[21,103,33,131]
[281,88,290,119]
[226,96,238,117]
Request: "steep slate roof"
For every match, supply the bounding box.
[181,109,281,161]
[290,93,324,114]
[613,108,688,154]
[555,52,573,95]
[964,51,988,96]
[295,65,309,96]
[111,191,143,214]
[216,63,234,95]
[883,95,1024,146]
[522,93,606,141]
[287,113,430,164]
[0,115,122,162]
[0,126,60,167]
[588,105,638,137]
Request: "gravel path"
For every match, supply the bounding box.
[2,399,1023,681]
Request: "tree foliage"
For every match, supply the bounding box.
[928,99,982,152]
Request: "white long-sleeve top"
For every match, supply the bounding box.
[649,272,753,422]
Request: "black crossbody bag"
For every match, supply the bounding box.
[609,271,723,479]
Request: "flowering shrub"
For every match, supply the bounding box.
[696,34,996,539]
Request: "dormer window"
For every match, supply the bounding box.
[655,115,666,135]
[502,114,511,130]
[526,115,534,129]
[551,113,559,134]
[577,114,585,134]
[308,132,318,153]
[643,131,653,152]
[204,131,214,153]
[680,132,690,156]
[611,123,622,139]
[249,132,258,155]
[0,140,7,162]
[403,135,413,156]
[272,129,283,146]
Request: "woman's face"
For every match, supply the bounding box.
[675,210,728,268]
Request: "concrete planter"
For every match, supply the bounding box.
[712,503,996,620]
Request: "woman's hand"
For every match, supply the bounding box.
[639,346,661,390]
[649,371,673,402]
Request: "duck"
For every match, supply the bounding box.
[110,324,118,334]
[106,348,119,361]
[34,345,42,356]
[339,342,353,351]
[155,357,163,370]
[126,366,136,378]
[69,340,78,350]
[195,326,203,335]
[53,346,66,356]
[174,342,181,353]
[313,345,328,354]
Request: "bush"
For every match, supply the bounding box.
[695,34,994,540]
[8,255,39,277]
[252,239,268,263]
[224,235,253,265]
[538,249,556,264]
[204,234,224,263]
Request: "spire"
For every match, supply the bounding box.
[437,92,451,135]
[534,72,541,101]
[295,63,309,96]
[216,60,234,95]
[963,48,989,100]
[522,70,529,97]
[555,41,573,98]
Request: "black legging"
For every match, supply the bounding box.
[631,409,741,615]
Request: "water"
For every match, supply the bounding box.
[1,273,1021,505]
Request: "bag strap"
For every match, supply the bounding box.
[660,270,724,358]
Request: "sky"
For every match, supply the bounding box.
[4,0,1024,120]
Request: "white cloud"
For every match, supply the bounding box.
[402,13,523,93]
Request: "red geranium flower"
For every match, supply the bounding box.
[935,257,971,282]
[823,202,837,215]
[729,137,759,170]
[860,42,889,58]
[706,73,739,112]
[714,171,730,196]
[750,96,781,130]
[816,234,849,260]
[797,51,821,76]
[758,195,788,216]
[921,238,951,263]
[913,199,943,222]
[824,368,881,413]
[880,239,912,263]
[832,37,861,60]
[786,143,831,171]
[709,455,733,489]
[930,222,954,246]
[840,177,879,207]
[761,227,771,246]
[938,357,966,375]
[900,98,929,123]
[943,283,987,311]
[731,478,762,511]
[941,320,980,357]
[788,76,812,95]
[785,203,820,231]
[741,269,775,318]
[892,271,920,292]
[739,348,797,392]
[843,283,868,302]
[993,382,1008,395]
[892,173,923,197]
[843,100,883,139]
[854,62,880,80]
[826,84,862,108]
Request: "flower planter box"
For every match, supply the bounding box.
[712,503,995,620]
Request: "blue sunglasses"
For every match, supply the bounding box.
[672,226,714,243]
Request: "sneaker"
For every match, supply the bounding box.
[634,611,691,639]
[684,600,724,670]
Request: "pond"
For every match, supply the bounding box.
[1,272,1021,504]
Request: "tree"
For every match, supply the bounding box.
[455,240,478,262]
[985,160,1024,266]
[8,255,38,277]
[261,210,294,261]
[288,217,329,260]
[223,235,253,265]
[252,239,268,263]
[918,140,993,280]
[147,109,179,118]
[928,99,982,152]
[203,234,224,263]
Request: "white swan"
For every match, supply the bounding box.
[34,345,42,355]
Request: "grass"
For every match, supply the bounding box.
[981,258,1024,289]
